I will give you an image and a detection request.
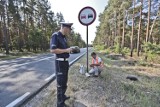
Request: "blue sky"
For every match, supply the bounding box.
[48,0,108,44]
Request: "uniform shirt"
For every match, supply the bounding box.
[50,31,69,58]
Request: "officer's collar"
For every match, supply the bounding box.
[59,31,66,38]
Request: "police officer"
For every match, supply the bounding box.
[50,22,73,107]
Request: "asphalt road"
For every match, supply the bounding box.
[0,48,86,107]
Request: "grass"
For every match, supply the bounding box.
[39,89,57,107]
[99,53,160,107]
[90,52,160,107]
[24,50,160,107]
[122,82,160,107]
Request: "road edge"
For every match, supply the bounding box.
[13,52,86,107]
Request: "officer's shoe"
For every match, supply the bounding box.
[64,95,70,101]
[63,103,69,107]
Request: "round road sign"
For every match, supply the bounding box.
[78,6,96,26]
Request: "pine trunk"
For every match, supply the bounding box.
[146,0,151,42]
[137,0,143,56]
[130,0,135,57]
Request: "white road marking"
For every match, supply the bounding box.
[45,74,56,81]
[12,56,53,67]
[0,56,54,70]
[6,92,30,107]
[69,52,86,65]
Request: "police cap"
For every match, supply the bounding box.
[60,22,73,29]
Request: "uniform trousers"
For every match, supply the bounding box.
[55,60,69,107]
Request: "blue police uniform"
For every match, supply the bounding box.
[50,23,72,107]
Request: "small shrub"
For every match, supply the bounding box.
[138,60,149,66]
[105,48,110,54]
[121,47,130,56]
[95,45,105,51]
[142,42,160,62]
[113,43,121,53]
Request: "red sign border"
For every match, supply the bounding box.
[78,6,96,26]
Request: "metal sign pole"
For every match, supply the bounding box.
[86,25,88,72]
[78,6,96,74]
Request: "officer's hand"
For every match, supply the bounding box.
[66,48,72,53]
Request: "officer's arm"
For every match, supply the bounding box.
[50,48,71,54]
[50,34,72,54]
